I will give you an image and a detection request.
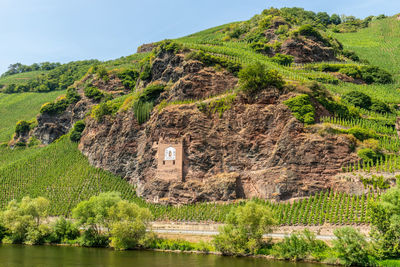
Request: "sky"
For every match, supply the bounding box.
[0,0,399,74]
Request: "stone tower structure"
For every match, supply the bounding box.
[156,138,183,181]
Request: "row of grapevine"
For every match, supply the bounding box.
[342,153,400,173]
[321,116,396,136]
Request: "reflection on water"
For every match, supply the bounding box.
[0,244,326,267]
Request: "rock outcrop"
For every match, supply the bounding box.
[79,89,358,204]
[282,37,336,63]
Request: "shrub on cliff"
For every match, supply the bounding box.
[295,24,325,43]
[213,201,276,255]
[117,69,139,89]
[84,86,104,101]
[66,87,81,104]
[15,120,31,137]
[284,94,315,125]
[70,120,86,142]
[185,50,241,75]
[39,98,69,115]
[238,62,284,95]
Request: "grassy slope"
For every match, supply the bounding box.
[329,17,400,103]
[0,91,65,142]
[0,71,46,86]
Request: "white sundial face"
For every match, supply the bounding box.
[164,147,176,160]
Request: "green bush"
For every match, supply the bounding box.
[66,87,81,104]
[271,53,294,65]
[1,197,50,244]
[342,91,372,109]
[359,66,393,84]
[296,24,325,43]
[15,120,31,137]
[70,121,86,142]
[339,67,361,79]
[342,50,360,62]
[370,100,390,114]
[155,40,182,55]
[132,83,165,124]
[108,201,152,250]
[96,66,109,81]
[213,201,276,255]
[284,94,315,125]
[347,126,377,141]
[238,62,284,95]
[84,86,104,101]
[39,98,69,115]
[249,42,273,54]
[273,230,328,261]
[357,148,379,163]
[185,50,241,75]
[139,61,152,81]
[50,217,80,244]
[91,100,121,122]
[333,227,372,266]
[370,185,400,259]
[117,69,139,89]
[72,192,152,250]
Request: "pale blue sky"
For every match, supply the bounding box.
[0,0,399,74]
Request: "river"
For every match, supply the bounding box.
[0,244,326,267]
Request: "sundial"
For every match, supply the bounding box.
[164,147,176,161]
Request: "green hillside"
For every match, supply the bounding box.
[0,71,46,86]
[0,91,65,142]
[0,8,399,225]
[333,17,400,80]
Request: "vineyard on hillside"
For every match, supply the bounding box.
[0,91,66,142]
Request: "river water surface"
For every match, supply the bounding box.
[0,244,327,267]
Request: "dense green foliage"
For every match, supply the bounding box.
[70,121,85,142]
[213,202,275,255]
[370,184,400,259]
[72,192,152,249]
[1,60,97,93]
[84,86,104,101]
[1,62,61,77]
[273,230,328,261]
[15,120,31,137]
[238,62,284,95]
[39,98,69,115]
[185,50,241,75]
[284,94,315,124]
[332,227,372,266]
[117,69,139,89]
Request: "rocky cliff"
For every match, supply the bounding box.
[78,89,358,204]
[31,48,359,204]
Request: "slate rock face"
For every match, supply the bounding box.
[79,89,358,204]
[281,37,337,63]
